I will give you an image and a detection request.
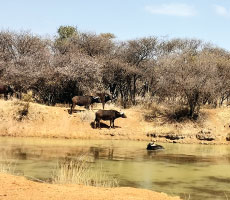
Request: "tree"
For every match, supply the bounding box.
[155,47,220,118]
[0,31,51,98]
[116,37,158,104]
[55,26,78,54]
[77,32,115,57]
[57,26,77,39]
[101,58,133,108]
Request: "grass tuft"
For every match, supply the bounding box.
[52,155,118,187]
[0,159,16,174]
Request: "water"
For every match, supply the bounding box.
[0,137,230,200]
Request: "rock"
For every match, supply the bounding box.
[164,134,185,140]
[196,130,215,141]
[146,133,156,138]
[147,133,185,140]
[226,133,230,141]
[156,133,184,140]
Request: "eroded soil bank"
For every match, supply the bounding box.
[1,99,230,144]
[0,173,180,200]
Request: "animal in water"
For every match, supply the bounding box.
[0,84,14,100]
[96,92,112,109]
[146,142,164,150]
[94,109,127,129]
[70,95,100,114]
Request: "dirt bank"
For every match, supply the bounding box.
[0,173,180,200]
[0,99,230,144]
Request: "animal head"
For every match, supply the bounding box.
[120,112,127,118]
[7,86,14,93]
[5,86,14,96]
[105,93,112,102]
[92,96,100,103]
[111,93,118,101]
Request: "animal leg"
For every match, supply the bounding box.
[70,103,75,114]
[4,93,8,100]
[94,120,97,129]
[109,120,112,129]
[98,119,101,129]
[102,103,105,110]
[112,120,115,128]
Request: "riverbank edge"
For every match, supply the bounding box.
[0,173,181,200]
[0,134,229,145]
[1,99,230,145]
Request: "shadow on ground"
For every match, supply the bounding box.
[90,122,121,129]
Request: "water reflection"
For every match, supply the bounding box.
[0,137,230,200]
[208,176,230,184]
[186,186,230,200]
[89,147,114,160]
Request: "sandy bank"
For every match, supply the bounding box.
[0,173,180,200]
[0,99,230,144]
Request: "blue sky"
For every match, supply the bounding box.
[0,0,230,50]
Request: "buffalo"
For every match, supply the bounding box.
[146,142,164,150]
[70,95,100,114]
[96,92,112,109]
[94,109,127,129]
[0,84,14,100]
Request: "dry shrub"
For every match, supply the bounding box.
[166,106,191,122]
[22,90,35,102]
[77,110,95,122]
[13,101,30,121]
[143,102,199,123]
[52,155,118,187]
[143,102,168,122]
[0,157,16,174]
[163,104,201,122]
[135,94,154,108]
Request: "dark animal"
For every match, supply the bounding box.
[146,142,164,150]
[0,84,14,100]
[94,109,127,129]
[70,96,100,114]
[96,92,112,109]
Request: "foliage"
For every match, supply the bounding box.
[57,26,77,39]
[1,27,230,119]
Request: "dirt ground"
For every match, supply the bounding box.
[0,173,181,200]
[1,99,230,144]
[1,99,230,200]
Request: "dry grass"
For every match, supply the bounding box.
[0,161,15,174]
[52,155,118,187]
[0,98,142,140]
[1,98,230,143]
[140,100,198,123]
[0,98,92,138]
[77,110,95,122]
[0,156,16,174]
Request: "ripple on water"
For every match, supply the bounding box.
[207,176,230,184]
[152,180,185,187]
[186,186,230,200]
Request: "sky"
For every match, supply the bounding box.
[0,0,230,50]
